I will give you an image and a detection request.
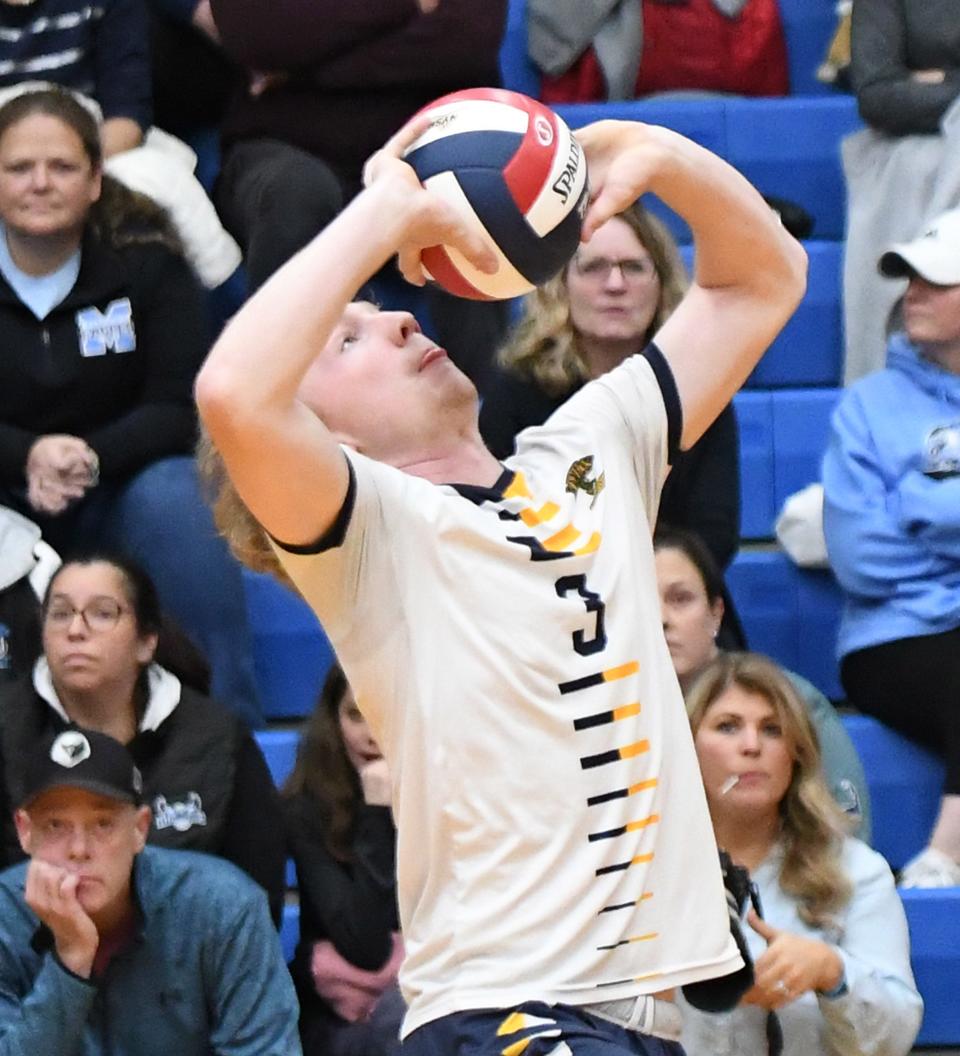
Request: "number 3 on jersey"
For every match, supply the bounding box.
[555,574,607,656]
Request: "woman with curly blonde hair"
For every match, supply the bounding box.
[680,651,921,1056]
[479,202,742,583]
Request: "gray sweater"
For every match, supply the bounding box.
[852,0,960,135]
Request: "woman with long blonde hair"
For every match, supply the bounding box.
[680,651,921,1056]
[479,202,742,585]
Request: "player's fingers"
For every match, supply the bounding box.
[364,114,434,186]
[397,245,427,287]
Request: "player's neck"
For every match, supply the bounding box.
[396,435,504,488]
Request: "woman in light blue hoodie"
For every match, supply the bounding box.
[823,207,960,888]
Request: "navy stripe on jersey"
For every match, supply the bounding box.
[272,454,357,555]
[642,342,682,464]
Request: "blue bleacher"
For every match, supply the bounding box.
[777,0,840,97]
[243,570,335,720]
[901,888,960,1046]
[842,715,944,872]
[749,242,842,388]
[727,550,844,700]
[733,391,776,540]
[255,728,301,789]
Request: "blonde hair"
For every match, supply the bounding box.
[497,202,687,396]
[686,652,853,930]
[195,431,292,588]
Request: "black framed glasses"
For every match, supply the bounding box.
[572,256,658,283]
[44,598,127,633]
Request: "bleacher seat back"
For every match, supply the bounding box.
[901,888,960,1046]
[749,242,842,388]
[777,0,839,96]
[771,387,839,507]
[842,715,944,871]
[255,728,301,789]
[724,96,861,240]
[243,570,335,720]
[734,391,776,540]
[499,0,540,97]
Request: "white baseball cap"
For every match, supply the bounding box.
[879,208,960,285]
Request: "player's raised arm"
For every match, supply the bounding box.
[194,155,496,548]
[576,121,807,450]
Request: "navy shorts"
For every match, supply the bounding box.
[403,1002,684,1056]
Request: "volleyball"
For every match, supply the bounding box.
[402,88,590,301]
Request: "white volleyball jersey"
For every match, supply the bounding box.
[273,347,740,1037]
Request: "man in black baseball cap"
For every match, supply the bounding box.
[0,727,302,1054]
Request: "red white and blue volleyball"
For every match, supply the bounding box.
[402,88,590,301]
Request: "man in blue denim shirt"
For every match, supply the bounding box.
[0,727,301,1055]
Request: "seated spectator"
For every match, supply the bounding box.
[0,88,262,726]
[823,208,960,886]
[283,663,403,1056]
[0,0,240,288]
[841,0,960,381]
[529,0,788,103]
[679,651,922,1056]
[654,527,871,839]
[0,506,60,680]
[482,204,744,642]
[209,0,509,384]
[0,726,300,1054]
[0,551,285,921]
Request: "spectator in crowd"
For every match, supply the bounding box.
[196,106,807,1047]
[654,527,871,840]
[0,552,286,920]
[823,207,960,887]
[841,0,960,381]
[0,0,240,287]
[0,88,261,726]
[679,651,922,1056]
[482,203,744,643]
[209,0,509,384]
[0,726,300,1054]
[0,506,59,680]
[283,663,403,1056]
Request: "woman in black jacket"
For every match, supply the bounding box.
[0,86,261,726]
[0,550,285,922]
[283,663,403,1056]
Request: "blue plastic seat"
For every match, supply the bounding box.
[778,0,840,97]
[254,728,302,789]
[900,888,960,1046]
[748,242,842,388]
[499,0,540,97]
[727,549,843,698]
[724,96,862,240]
[243,570,335,720]
[734,392,776,540]
[842,715,944,871]
[771,387,840,508]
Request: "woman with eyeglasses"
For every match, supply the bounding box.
[0,550,286,923]
[479,202,742,593]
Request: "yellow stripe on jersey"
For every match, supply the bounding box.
[628,778,658,795]
[503,473,532,501]
[574,532,601,555]
[519,501,560,527]
[631,932,658,943]
[501,1039,532,1056]
[613,702,641,721]
[497,1012,557,1036]
[604,661,640,682]
[625,814,660,833]
[543,524,580,551]
[619,740,650,760]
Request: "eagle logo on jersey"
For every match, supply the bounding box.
[565,456,605,508]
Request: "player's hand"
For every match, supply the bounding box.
[26,435,98,515]
[359,757,392,807]
[740,909,844,1010]
[575,120,673,240]
[25,859,99,978]
[363,118,498,286]
[417,0,440,12]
